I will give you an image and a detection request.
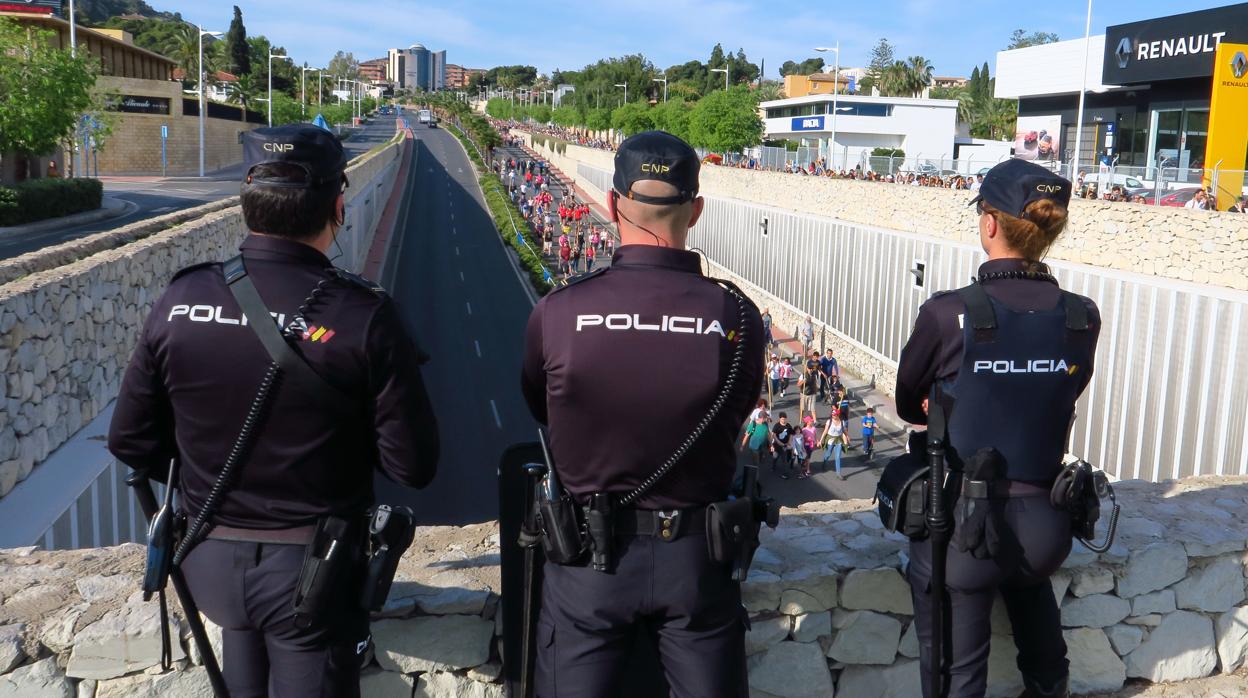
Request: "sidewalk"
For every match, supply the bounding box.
[0,196,131,238]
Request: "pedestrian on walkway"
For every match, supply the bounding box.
[821,413,846,479]
[761,308,774,348]
[800,316,814,354]
[585,242,597,271]
[779,357,793,397]
[771,412,797,478]
[798,360,820,423]
[798,415,818,478]
[740,413,773,467]
[767,354,781,400]
[861,408,877,459]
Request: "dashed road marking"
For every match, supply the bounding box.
[474,340,481,357]
[455,246,460,256]
[466,301,472,315]
[490,400,502,429]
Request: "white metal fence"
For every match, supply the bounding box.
[578,160,1248,481]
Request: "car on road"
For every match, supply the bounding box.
[418,109,436,127]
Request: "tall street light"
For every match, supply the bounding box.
[197,26,224,177]
[652,74,668,102]
[710,67,729,91]
[815,44,840,170]
[268,52,292,127]
[302,66,318,120]
[1072,0,1094,180]
[614,82,628,105]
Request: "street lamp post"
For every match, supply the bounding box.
[653,74,668,102]
[710,67,729,91]
[301,67,318,120]
[815,44,840,169]
[198,27,223,178]
[268,52,292,127]
[1072,0,1094,180]
[614,82,628,104]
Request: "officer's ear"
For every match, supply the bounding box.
[687,195,705,229]
[334,193,345,228]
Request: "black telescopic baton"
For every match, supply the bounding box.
[127,470,230,698]
[925,398,950,698]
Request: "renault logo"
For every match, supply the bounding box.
[1115,37,1132,69]
[1233,51,1248,80]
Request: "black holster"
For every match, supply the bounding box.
[293,515,363,629]
[950,447,1008,560]
[360,505,416,612]
[537,491,589,566]
[1051,461,1102,540]
[585,494,614,573]
[706,466,778,582]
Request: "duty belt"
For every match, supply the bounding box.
[207,524,317,545]
[612,508,708,541]
[959,477,1051,499]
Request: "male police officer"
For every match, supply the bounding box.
[108,125,438,697]
[520,131,765,697]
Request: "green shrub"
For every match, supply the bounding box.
[0,177,103,226]
[871,147,905,158]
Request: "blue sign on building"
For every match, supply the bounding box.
[791,115,825,131]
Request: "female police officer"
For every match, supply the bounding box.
[895,159,1101,698]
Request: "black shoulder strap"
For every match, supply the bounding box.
[223,256,351,409]
[956,283,997,343]
[1061,292,1089,331]
[331,267,387,296]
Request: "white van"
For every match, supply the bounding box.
[1083,172,1146,190]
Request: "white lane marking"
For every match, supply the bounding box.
[474,340,481,357]
[453,227,457,236]
[455,246,460,256]
[466,301,472,315]
[459,271,464,281]
[451,213,455,221]
[490,400,502,429]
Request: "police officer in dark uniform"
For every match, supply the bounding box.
[896,159,1101,698]
[108,125,438,697]
[520,131,765,697]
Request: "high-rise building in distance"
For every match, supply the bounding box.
[385,44,447,91]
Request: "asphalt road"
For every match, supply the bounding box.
[0,118,398,262]
[375,123,540,526]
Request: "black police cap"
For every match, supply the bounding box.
[243,125,348,189]
[969,159,1072,219]
[612,130,700,205]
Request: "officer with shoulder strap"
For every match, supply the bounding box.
[896,159,1102,698]
[520,131,769,697]
[108,125,439,697]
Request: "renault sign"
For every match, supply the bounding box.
[1104,3,1248,84]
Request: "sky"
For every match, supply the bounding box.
[161,0,1243,79]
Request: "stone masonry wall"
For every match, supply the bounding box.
[1,477,1246,697]
[0,137,403,501]
[522,134,1248,293]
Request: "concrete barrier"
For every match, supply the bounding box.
[0,476,1244,696]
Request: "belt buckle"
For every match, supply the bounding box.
[657,510,681,542]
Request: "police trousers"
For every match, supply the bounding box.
[536,530,748,698]
[181,539,370,698]
[907,490,1072,698]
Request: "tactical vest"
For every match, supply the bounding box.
[942,282,1093,482]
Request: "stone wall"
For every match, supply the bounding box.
[1,476,1246,697]
[0,136,403,502]
[520,133,1248,293]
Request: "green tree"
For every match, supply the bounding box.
[861,38,895,92]
[226,72,263,121]
[1007,29,1060,50]
[226,5,250,76]
[650,98,693,141]
[167,21,199,85]
[610,101,654,136]
[780,57,825,76]
[686,85,762,153]
[326,51,360,82]
[551,105,582,127]
[584,107,611,131]
[528,103,552,124]
[0,17,100,181]
[756,80,783,102]
[268,91,303,126]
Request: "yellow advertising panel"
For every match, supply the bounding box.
[1203,43,1248,212]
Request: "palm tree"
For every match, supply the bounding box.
[228,73,263,122]
[756,80,783,102]
[879,61,910,97]
[168,22,199,85]
[905,56,934,96]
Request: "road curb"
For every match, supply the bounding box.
[0,196,130,237]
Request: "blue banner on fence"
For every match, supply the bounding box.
[543,269,552,282]
[516,232,524,246]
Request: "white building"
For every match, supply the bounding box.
[760,93,959,170]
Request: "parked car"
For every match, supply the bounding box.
[1083,173,1146,190]
[1129,187,1201,207]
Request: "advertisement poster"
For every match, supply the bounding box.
[1014,115,1061,161]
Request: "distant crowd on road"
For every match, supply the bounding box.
[493,149,615,281]
[491,120,616,151]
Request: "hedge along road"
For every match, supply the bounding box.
[377,122,540,525]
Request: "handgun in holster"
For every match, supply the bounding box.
[706,465,780,582]
[360,505,416,612]
[142,461,183,601]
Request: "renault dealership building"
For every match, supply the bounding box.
[995,2,1248,179]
